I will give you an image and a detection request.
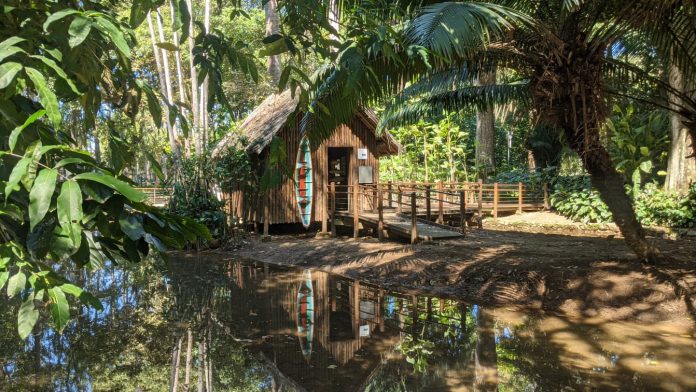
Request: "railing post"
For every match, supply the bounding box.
[388,181,393,208]
[330,182,336,237]
[437,181,444,224]
[263,192,270,236]
[493,182,499,219]
[397,186,403,214]
[353,185,360,238]
[322,182,328,234]
[477,179,483,228]
[543,182,550,210]
[517,181,523,214]
[377,184,384,241]
[410,192,418,244]
[459,190,466,235]
[425,185,432,222]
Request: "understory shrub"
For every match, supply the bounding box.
[549,176,613,224]
[549,176,696,227]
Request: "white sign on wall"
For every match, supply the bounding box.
[357,148,368,160]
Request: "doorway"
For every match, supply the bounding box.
[328,147,351,211]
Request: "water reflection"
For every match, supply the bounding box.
[1,256,694,391]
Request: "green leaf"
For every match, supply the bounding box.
[0,36,25,50]
[60,283,102,310]
[48,286,70,332]
[156,42,179,51]
[0,271,9,290]
[30,55,80,94]
[119,213,145,240]
[18,293,39,339]
[143,150,164,181]
[24,67,61,128]
[639,160,653,174]
[9,110,45,152]
[93,16,131,58]
[43,9,79,31]
[177,0,190,43]
[29,168,58,230]
[57,180,83,248]
[0,45,25,63]
[73,172,146,203]
[639,146,649,157]
[68,16,93,47]
[0,62,22,89]
[7,270,26,298]
[4,156,30,198]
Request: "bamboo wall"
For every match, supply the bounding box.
[260,115,383,225]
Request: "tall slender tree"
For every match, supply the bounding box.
[264,0,282,84]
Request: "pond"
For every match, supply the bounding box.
[1,255,694,391]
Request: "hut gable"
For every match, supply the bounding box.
[213,90,402,157]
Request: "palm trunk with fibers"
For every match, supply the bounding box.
[264,0,282,84]
[186,0,200,155]
[475,68,496,179]
[559,89,659,262]
[169,0,188,155]
[665,63,696,193]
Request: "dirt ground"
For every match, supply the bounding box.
[216,218,696,327]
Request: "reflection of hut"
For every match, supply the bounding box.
[212,90,401,227]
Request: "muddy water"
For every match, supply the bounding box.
[1,256,694,391]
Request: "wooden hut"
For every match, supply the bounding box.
[213,90,401,228]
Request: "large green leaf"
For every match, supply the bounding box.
[119,213,145,241]
[24,67,61,129]
[68,16,93,47]
[29,168,58,230]
[0,271,9,290]
[93,16,131,58]
[9,110,45,152]
[18,293,39,339]
[73,172,146,203]
[57,180,83,248]
[4,156,31,198]
[30,55,80,94]
[60,283,103,310]
[7,270,26,298]
[0,45,25,63]
[48,286,70,332]
[0,62,22,89]
[43,9,79,31]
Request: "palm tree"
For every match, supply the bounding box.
[279,0,696,262]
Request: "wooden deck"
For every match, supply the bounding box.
[335,210,463,241]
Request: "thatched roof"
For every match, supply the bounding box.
[212,90,402,157]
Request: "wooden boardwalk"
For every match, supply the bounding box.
[335,210,463,241]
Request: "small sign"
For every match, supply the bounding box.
[359,324,370,337]
[357,148,368,160]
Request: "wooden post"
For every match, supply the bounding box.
[459,190,466,235]
[353,281,360,338]
[437,181,444,224]
[477,180,483,228]
[378,184,384,241]
[263,192,269,236]
[372,185,378,212]
[330,182,337,237]
[378,289,385,332]
[493,182,499,219]
[387,181,393,208]
[543,182,550,210]
[353,185,360,238]
[322,182,328,233]
[397,186,403,214]
[517,181,523,214]
[425,185,431,222]
[410,192,418,244]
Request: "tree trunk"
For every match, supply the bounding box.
[475,68,496,179]
[149,11,178,159]
[186,0,200,155]
[156,8,180,159]
[169,0,188,155]
[562,119,659,262]
[264,0,281,84]
[184,328,193,392]
[665,63,696,193]
[170,335,183,392]
[200,0,211,150]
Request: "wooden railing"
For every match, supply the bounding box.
[326,181,548,243]
[135,187,172,207]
